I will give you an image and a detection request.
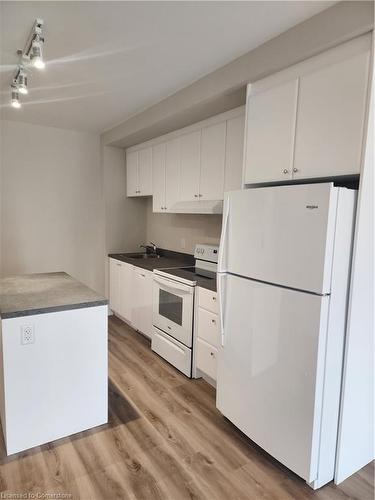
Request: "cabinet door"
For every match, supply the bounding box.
[244,79,298,184]
[196,339,217,380]
[126,151,139,196]
[152,143,166,212]
[180,130,201,201]
[109,258,121,313]
[224,114,245,192]
[165,137,181,211]
[132,268,153,339]
[138,147,152,195]
[293,51,370,179]
[118,261,133,323]
[200,122,226,200]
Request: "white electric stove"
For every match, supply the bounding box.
[151,244,218,377]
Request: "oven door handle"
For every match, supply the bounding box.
[153,276,192,294]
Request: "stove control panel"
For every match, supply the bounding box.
[194,244,219,263]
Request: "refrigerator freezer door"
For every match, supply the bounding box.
[216,274,330,483]
[219,183,338,294]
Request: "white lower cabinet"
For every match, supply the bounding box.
[109,258,153,339]
[195,287,219,382]
[196,339,217,381]
[132,267,153,339]
[109,258,133,323]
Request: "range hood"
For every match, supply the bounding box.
[169,199,223,214]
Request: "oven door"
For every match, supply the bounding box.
[153,275,194,347]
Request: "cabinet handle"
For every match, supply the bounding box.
[164,206,167,210]
[194,194,198,198]
[198,194,202,197]
[293,168,298,173]
[212,296,217,301]
[211,319,216,324]
[116,263,121,267]
[283,169,289,174]
[210,352,215,357]
[140,274,145,277]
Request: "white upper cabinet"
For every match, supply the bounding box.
[126,150,138,196]
[243,35,371,185]
[126,107,245,212]
[165,137,181,210]
[152,138,181,212]
[224,114,245,192]
[180,130,201,201]
[200,122,226,200]
[152,143,166,212]
[138,147,153,195]
[126,147,152,197]
[244,79,298,184]
[293,51,370,179]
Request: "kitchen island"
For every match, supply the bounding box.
[0,272,108,455]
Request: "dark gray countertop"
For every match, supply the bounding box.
[0,272,108,319]
[108,249,195,272]
[109,250,216,292]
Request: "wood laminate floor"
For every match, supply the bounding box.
[0,316,373,499]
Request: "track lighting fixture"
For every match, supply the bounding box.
[9,18,46,108]
[11,85,21,109]
[15,66,28,94]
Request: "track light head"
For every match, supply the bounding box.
[11,85,21,108]
[30,35,45,69]
[16,66,28,94]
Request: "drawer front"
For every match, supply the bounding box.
[196,339,217,380]
[197,307,219,348]
[198,287,218,314]
[151,327,192,377]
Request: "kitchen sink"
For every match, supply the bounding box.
[125,253,160,260]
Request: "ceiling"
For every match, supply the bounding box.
[0,1,335,133]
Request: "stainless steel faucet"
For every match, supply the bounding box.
[140,241,157,254]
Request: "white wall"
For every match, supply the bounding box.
[335,63,374,483]
[145,198,222,254]
[103,145,147,296]
[0,120,105,294]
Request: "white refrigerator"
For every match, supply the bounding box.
[216,183,356,489]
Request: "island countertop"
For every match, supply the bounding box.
[0,272,108,319]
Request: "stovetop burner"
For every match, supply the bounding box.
[175,266,216,280]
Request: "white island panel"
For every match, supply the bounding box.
[0,304,108,455]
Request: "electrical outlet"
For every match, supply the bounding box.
[21,325,34,345]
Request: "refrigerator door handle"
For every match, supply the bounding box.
[217,273,226,346]
[218,196,230,273]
